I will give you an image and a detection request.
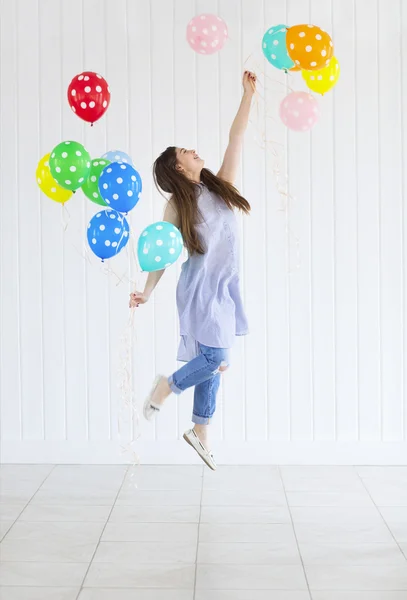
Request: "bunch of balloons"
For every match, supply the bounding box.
[36,70,183,272]
[262,23,339,132]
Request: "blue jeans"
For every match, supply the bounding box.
[168,343,229,424]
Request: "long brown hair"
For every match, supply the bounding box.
[153,146,250,255]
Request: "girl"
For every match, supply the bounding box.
[130,71,256,470]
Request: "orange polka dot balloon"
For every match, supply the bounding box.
[286,24,333,71]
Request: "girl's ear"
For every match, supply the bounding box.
[175,163,183,172]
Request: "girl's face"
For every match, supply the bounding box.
[175,147,205,177]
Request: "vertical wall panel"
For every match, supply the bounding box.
[17,0,44,440]
[1,0,406,463]
[0,0,22,441]
[355,0,381,441]
[61,0,89,442]
[286,0,314,441]
[378,0,404,441]
[39,0,67,442]
[264,0,291,441]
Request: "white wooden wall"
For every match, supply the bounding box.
[1,0,406,465]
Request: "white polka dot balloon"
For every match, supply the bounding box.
[279,91,320,132]
[187,14,228,55]
[87,209,129,261]
[67,71,111,125]
[137,221,183,272]
[49,141,91,191]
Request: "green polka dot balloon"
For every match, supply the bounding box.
[49,141,91,191]
[137,221,183,272]
[81,158,111,206]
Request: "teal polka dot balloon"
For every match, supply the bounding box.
[262,24,295,71]
[138,221,183,272]
[49,141,91,191]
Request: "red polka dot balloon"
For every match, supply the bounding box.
[67,71,111,125]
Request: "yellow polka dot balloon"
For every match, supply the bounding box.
[302,56,340,95]
[286,24,333,71]
[36,153,73,204]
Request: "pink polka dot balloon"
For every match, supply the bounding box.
[187,14,228,55]
[279,91,320,132]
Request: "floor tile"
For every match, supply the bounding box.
[201,489,287,507]
[378,507,407,542]
[30,489,118,506]
[203,466,283,491]
[290,506,382,522]
[19,504,111,522]
[196,564,308,590]
[199,523,296,543]
[195,593,310,600]
[200,505,291,524]
[5,520,105,542]
[0,539,98,562]
[306,565,407,590]
[299,542,406,565]
[356,467,407,482]
[0,465,54,483]
[198,540,301,565]
[361,482,407,507]
[123,466,203,491]
[83,562,195,588]
[0,588,78,600]
[0,562,88,587]
[46,465,127,485]
[281,466,357,478]
[93,540,196,564]
[109,505,200,523]
[0,521,13,540]
[102,522,198,542]
[78,590,194,600]
[115,489,201,506]
[287,492,374,507]
[282,477,365,493]
[311,593,407,600]
[293,520,394,544]
[0,505,25,522]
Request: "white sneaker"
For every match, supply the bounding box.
[143,375,166,421]
[183,429,217,471]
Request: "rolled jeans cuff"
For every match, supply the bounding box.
[168,375,182,395]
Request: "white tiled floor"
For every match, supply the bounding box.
[0,465,406,600]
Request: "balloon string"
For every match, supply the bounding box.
[244,52,301,272]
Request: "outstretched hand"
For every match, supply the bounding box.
[129,291,149,309]
[242,70,257,95]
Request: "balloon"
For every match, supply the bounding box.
[286,24,333,71]
[98,161,142,213]
[138,221,183,272]
[36,153,73,204]
[187,14,228,55]
[87,209,129,261]
[302,56,340,95]
[262,24,294,71]
[49,141,91,191]
[81,158,110,206]
[67,71,111,124]
[290,64,302,72]
[102,150,133,165]
[279,91,320,132]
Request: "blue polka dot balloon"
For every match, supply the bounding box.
[138,221,183,272]
[87,209,130,261]
[102,150,133,165]
[262,24,294,71]
[98,161,142,213]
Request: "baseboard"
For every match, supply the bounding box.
[1,440,406,465]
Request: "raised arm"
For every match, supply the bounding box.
[129,200,180,308]
[217,71,257,184]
